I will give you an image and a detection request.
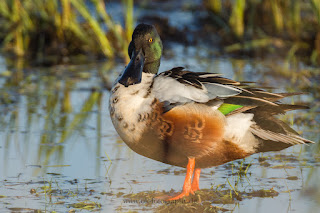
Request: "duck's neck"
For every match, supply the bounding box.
[143,59,160,74]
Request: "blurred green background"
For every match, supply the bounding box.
[0,0,320,65]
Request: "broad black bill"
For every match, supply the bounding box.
[118,49,145,87]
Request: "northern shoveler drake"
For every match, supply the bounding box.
[109,23,314,200]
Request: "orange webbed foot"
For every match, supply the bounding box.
[166,189,195,201]
[164,158,201,201]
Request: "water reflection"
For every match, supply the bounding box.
[0,45,319,212]
[0,58,110,179]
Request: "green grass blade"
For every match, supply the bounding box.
[229,0,246,38]
[270,0,284,32]
[122,0,134,42]
[70,0,114,57]
[311,0,320,25]
[0,1,10,18]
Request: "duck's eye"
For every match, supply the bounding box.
[148,38,153,43]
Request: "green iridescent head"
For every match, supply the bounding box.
[118,24,163,87]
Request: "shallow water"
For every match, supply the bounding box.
[0,43,319,212]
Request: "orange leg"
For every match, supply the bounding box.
[191,168,201,192]
[167,157,196,201]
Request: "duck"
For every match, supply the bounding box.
[109,23,314,200]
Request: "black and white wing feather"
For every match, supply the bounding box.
[151,67,308,112]
[152,67,242,104]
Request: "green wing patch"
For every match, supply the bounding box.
[218,103,243,115]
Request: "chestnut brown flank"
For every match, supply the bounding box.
[162,103,225,157]
[135,101,249,168]
[195,140,249,168]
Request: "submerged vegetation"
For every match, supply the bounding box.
[0,0,133,65]
[204,0,320,65]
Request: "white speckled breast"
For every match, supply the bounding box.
[109,72,155,144]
